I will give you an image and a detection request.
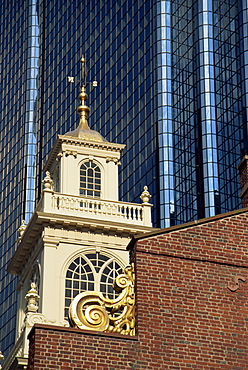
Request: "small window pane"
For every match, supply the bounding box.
[79,161,102,198]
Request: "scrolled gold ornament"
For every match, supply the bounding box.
[69,263,135,336]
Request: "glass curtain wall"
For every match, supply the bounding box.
[157,0,243,227]
[0,0,39,357]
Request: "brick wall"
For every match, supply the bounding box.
[28,210,248,369]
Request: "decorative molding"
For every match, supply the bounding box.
[56,151,63,161]
[140,186,152,204]
[17,236,44,286]
[106,157,121,165]
[61,137,125,152]
[9,209,155,276]
[42,235,59,248]
[18,220,27,242]
[64,149,77,158]
[60,320,70,327]
[24,313,56,328]
[227,275,246,292]
[18,220,27,238]
[42,171,54,192]
[69,263,135,336]
[25,283,40,313]
[43,135,125,172]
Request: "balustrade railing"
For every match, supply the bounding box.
[49,193,144,223]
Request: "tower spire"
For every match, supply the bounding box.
[77,55,90,129]
[64,55,107,142]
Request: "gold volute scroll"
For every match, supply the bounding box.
[69,264,135,336]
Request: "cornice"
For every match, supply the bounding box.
[44,135,125,171]
[28,323,138,341]
[8,210,158,276]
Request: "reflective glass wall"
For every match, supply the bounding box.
[1,0,248,359]
[157,0,244,226]
[0,0,39,356]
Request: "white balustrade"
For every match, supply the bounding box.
[38,192,150,225]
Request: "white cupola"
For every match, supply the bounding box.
[45,77,124,202]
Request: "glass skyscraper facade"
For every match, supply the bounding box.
[0,0,247,359]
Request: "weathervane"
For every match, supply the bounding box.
[68,55,97,88]
[80,55,86,87]
[67,56,98,129]
[64,55,107,142]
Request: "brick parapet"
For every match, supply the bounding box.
[134,212,248,267]
[27,325,138,370]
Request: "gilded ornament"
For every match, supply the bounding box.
[69,264,135,336]
[65,56,107,143]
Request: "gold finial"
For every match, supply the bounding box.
[77,55,90,129]
[64,55,107,142]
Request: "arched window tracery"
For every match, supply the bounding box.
[79,161,101,198]
[64,252,123,319]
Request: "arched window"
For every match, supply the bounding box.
[80,161,101,198]
[64,252,123,319]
